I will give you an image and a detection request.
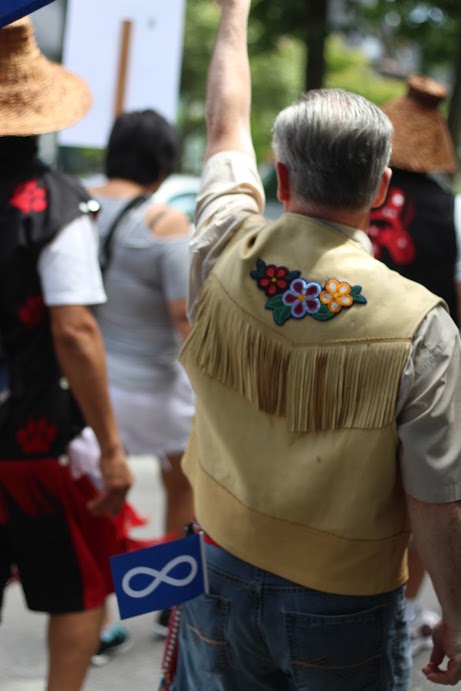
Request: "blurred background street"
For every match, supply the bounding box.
[0,456,452,690]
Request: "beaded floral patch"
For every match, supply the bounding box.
[250,259,367,326]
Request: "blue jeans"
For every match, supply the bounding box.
[173,544,411,690]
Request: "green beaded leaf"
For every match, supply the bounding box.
[312,304,336,321]
[266,293,285,309]
[350,285,367,304]
[285,270,301,282]
[272,305,292,326]
[250,258,267,279]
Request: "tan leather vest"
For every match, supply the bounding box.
[180,213,443,595]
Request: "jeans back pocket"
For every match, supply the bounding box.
[182,592,230,675]
[284,604,385,690]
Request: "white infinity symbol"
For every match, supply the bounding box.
[122,555,198,598]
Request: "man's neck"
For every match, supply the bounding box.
[89,178,155,199]
[284,200,371,233]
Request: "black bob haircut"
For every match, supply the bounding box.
[104,109,179,185]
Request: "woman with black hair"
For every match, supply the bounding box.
[90,110,195,658]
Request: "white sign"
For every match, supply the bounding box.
[59,0,186,148]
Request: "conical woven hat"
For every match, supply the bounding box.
[0,16,91,136]
[382,75,457,173]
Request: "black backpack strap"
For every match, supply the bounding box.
[100,194,148,273]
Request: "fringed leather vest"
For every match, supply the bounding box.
[180,213,443,595]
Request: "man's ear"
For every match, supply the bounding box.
[275,161,290,203]
[371,167,392,209]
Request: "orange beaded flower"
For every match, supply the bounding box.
[320,279,354,313]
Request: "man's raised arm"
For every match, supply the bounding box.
[205,0,254,160]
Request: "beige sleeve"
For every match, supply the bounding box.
[188,151,265,321]
[397,305,461,502]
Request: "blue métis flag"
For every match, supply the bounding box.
[110,534,208,620]
[0,0,56,28]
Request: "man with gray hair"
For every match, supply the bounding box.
[172,0,461,688]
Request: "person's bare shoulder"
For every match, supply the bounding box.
[145,204,190,239]
[87,185,107,198]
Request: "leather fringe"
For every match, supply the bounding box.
[182,275,411,432]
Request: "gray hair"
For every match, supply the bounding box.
[272,89,393,210]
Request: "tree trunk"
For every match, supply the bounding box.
[448,29,461,171]
[304,0,328,92]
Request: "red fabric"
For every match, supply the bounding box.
[0,458,59,523]
[203,532,220,547]
[0,459,153,609]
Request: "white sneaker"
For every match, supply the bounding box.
[408,608,439,657]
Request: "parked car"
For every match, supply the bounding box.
[81,173,200,223]
[153,166,283,222]
[151,174,200,222]
[82,167,282,224]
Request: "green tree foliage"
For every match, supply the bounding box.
[179,1,404,167]
[345,0,460,73]
[179,0,305,166]
[326,35,405,105]
[345,0,461,155]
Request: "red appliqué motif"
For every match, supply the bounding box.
[18,295,46,329]
[9,179,48,214]
[16,418,58,454]
[369,186,416,265]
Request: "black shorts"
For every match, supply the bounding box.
[0,459,127,615]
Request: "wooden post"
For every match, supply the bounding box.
[114,19,133,117]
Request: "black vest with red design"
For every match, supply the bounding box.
[0,161,92,459]
[369,169,458,323]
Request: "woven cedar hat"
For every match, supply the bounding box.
[0,16,91,136]
[382,75,457,174]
